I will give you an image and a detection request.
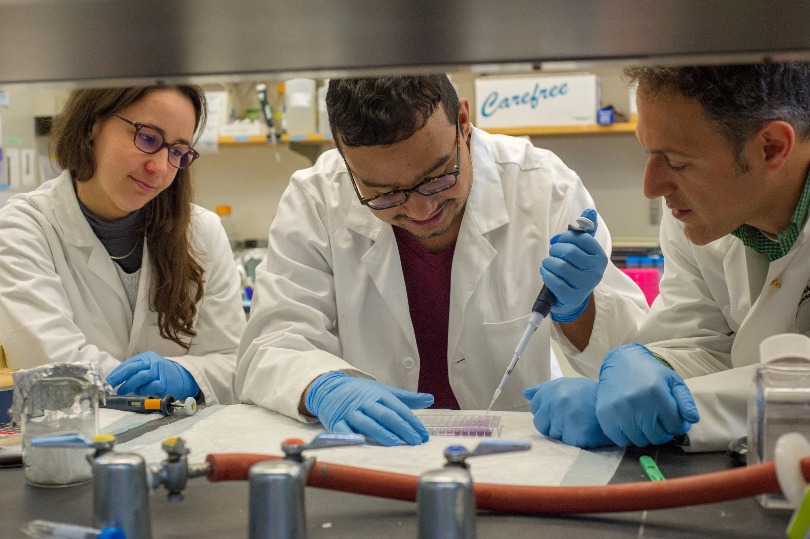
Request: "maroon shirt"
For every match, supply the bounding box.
[393,227,460,410]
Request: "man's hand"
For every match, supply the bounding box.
[540,208,607,322]
[596,344,700,447]
[305,372,434,446]
[524,377,614,448]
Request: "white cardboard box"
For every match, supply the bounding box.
[219,120,266,137]
[474,73,600,129]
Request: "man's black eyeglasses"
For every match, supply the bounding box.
[345,120,461,210]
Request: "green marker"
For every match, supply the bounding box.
[787,484,810,539]
[639,455,665,481]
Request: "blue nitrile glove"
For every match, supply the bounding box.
[305,372,434,447]
[106,352,200,401]
[539,208,608,323]
[524,378,614,448]
[595,343,700,447]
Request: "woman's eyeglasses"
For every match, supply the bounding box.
[113,113,199,169]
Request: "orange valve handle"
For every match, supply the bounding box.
[282,438,306,446]
[204,452,810,514]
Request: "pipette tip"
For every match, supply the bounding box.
[485,389,501,415]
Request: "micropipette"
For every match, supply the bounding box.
[103,394,197,416]
[485,215,596,414]
[256,83,282,163]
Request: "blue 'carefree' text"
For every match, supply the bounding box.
[479,82,570,118]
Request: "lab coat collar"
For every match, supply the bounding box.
[465,126,510,234]
[345,125,510,241]
[49,170,99,249]
[346,181,383,240]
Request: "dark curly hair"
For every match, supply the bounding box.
[326,75,459,150]
[624,62,810,171]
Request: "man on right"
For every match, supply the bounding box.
[527,62,810,452]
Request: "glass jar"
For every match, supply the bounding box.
[21,376,99,487]
[748,333,810,509]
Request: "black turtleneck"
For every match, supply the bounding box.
[78,200,144,274]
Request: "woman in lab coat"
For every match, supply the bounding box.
[0,86,245,404]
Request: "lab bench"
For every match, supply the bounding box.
[0,410,792,538]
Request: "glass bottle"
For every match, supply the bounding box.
[284,78,317,136]
[748,332,810,509]
[21,376,99,487]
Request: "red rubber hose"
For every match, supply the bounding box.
[205,452,810,514]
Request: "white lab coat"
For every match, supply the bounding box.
[0,171,246,404]
[638,209,810,452]
[236,127,648,421]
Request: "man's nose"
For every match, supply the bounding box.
[643,159,673,200]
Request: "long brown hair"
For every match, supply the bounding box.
[51,86,207,349]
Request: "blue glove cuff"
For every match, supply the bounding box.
[550,295,590,323]
[181,369,201,400]
[305,371,349,416]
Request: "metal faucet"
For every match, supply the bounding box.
[31,433,210,539]
[417,439,531,539]
[248,433,365,539]
[148,437,211,501]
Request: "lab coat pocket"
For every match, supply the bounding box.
[481,316,552,411]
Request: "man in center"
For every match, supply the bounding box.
[236,75,647,445]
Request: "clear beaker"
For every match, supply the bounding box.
[748,333,810,509]
[21,376,99,487]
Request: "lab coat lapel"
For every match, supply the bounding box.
[347,196,418,350]
[85,246,131,306]
[51,172,131,307]
[723,240,755,319]
[128,244,151,356]
[447,129,508,358]
[733,229,810,366]
[359,224,418,350]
